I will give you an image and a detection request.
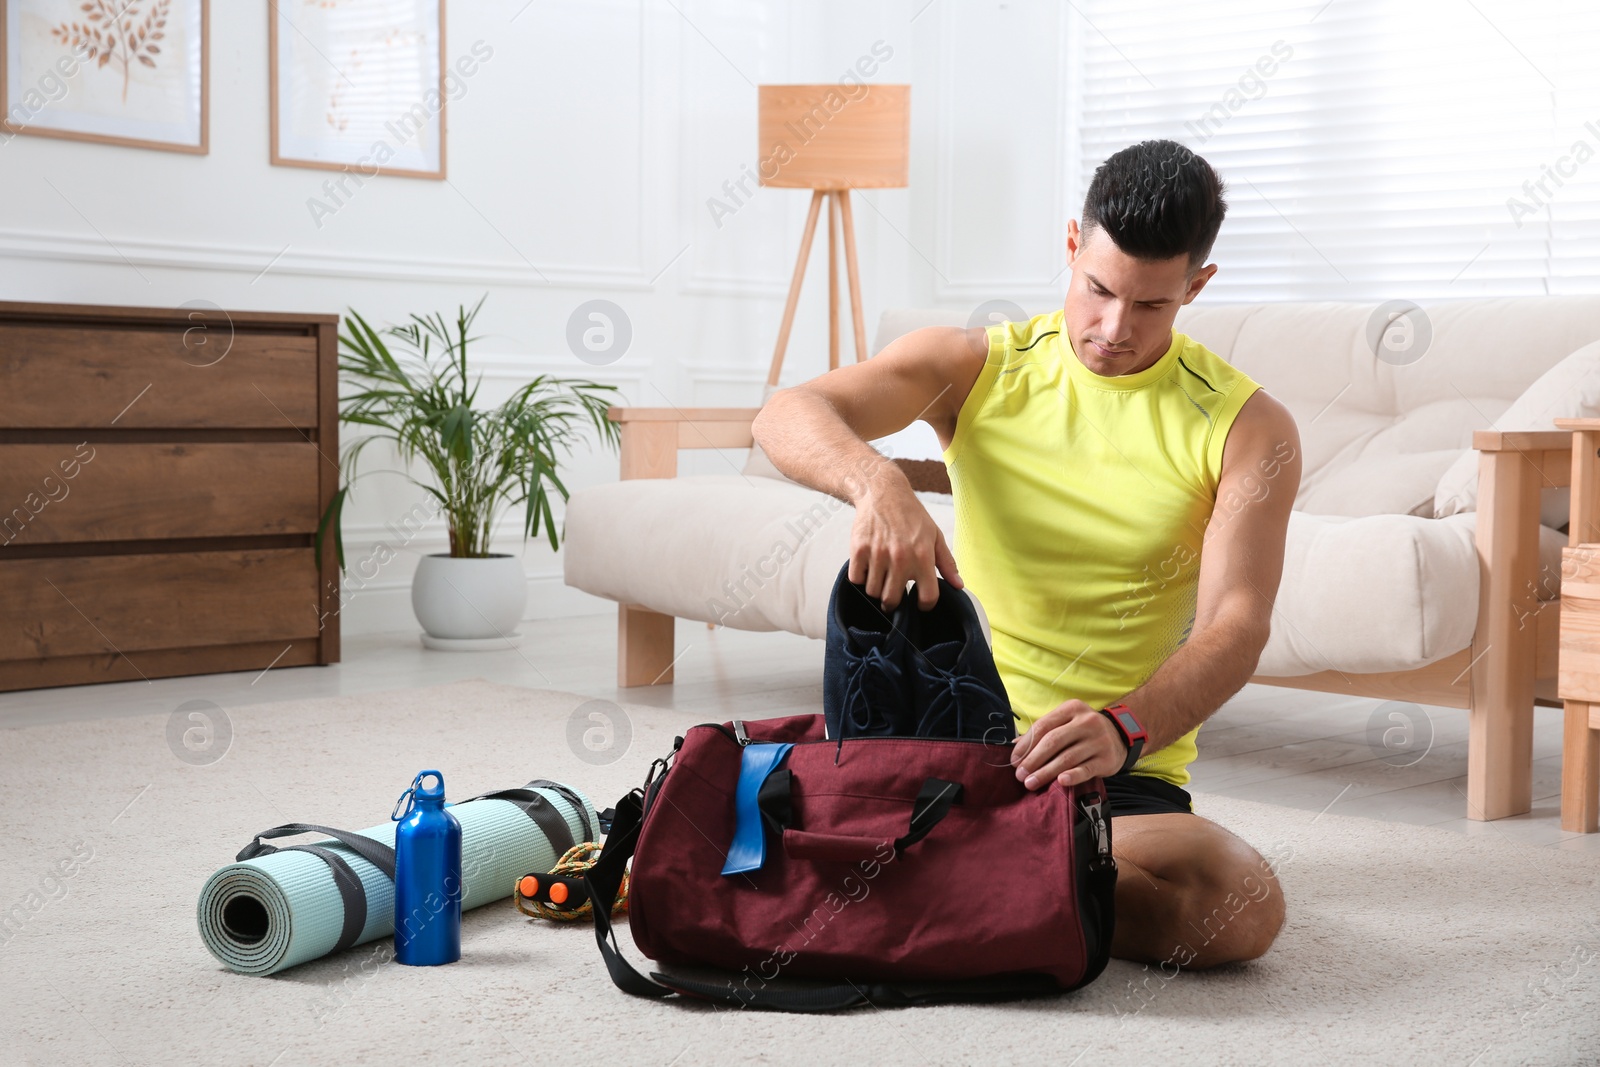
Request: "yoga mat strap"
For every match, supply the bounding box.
[524,779,596,842]
[237,822,398,880]
[289,844,368,952]
[461,786,578,856]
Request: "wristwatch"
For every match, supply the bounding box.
[1097,703,1148,775]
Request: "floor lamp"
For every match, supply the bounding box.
[758,83,910,386]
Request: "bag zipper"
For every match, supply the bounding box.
[1080,792,1112,868]
[719,720,1009,750]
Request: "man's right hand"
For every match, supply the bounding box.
[848,462,963,612]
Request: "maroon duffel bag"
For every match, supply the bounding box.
[583,713,1118,1011]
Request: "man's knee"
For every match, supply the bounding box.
[1167,832,1286,967]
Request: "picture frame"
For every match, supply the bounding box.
[0,0,208,154]
[268,0,447,181]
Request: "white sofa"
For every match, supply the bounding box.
[564,297,1600,821]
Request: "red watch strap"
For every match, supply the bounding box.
[1102,703,1148,745]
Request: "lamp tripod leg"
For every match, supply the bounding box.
[828,191,841,371]
[838,189,868,363]
[767,189,826,388]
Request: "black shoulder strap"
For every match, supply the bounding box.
[583,790,1063,1012]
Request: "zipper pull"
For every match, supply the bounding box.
[1082,793,1112,864]
[733,720,750,746]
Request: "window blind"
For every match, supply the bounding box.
[1074,0,1600,300]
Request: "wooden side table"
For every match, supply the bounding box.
[1557,417,1600,831]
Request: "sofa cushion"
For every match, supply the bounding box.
[563,477,1569,675]
[1174,298,1600,517]
[1255,511,1564,676]
[1432,337,1600,528]
[1294,450,1462,518]
[564,475,949,638]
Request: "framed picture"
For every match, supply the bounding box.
[0,0,208,153]
[268,0,446,181]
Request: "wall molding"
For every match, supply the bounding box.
[679,361,767,384]
[679,273,790,298]
[0,227,660,291]
[464,352,652,381]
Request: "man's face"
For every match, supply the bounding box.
[1062,218,1216,376]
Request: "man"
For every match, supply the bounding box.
[751,139,1299,968]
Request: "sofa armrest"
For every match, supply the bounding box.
[606,405,760,479]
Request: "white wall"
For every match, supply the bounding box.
[0,0,1080,634]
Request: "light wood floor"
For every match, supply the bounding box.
[3,612,1593,854]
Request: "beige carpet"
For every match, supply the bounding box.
[2,679,1598,1067]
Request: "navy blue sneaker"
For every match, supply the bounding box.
[822,560,918,740]
[902,576,1016,742]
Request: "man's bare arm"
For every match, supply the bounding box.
[1011,390,1303,789]
[751,325,989,609]
[1115,393,1302,750]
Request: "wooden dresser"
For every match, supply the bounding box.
[0,300,340,691]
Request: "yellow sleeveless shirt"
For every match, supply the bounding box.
[942,309,1261,787]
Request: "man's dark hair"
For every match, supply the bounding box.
[1080,140,1227,270]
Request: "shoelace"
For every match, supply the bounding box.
[842,644,906,735]
[917,670,1010,741]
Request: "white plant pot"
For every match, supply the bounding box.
[411,553,527,650]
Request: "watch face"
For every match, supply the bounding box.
[1113,710,1142,739]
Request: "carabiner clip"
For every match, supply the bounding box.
[391,772,425,821]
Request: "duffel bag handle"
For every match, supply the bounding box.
[781,777,964,863]
[781,829,885,863]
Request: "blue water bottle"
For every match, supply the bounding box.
[391,770,462,966]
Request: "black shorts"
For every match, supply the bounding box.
[1103,772,1193,817]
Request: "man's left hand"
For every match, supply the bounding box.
[1011,699,1127,790]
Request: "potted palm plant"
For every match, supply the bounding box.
[318,296,621,649]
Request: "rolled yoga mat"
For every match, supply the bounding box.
[197,781,597,975]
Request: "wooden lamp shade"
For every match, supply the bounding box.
[757,84,910,190]
[758,84,911,385]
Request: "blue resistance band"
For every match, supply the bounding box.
[720,742,793,876]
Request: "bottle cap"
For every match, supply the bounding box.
[391,770,446,820]
[414,770,445,801]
